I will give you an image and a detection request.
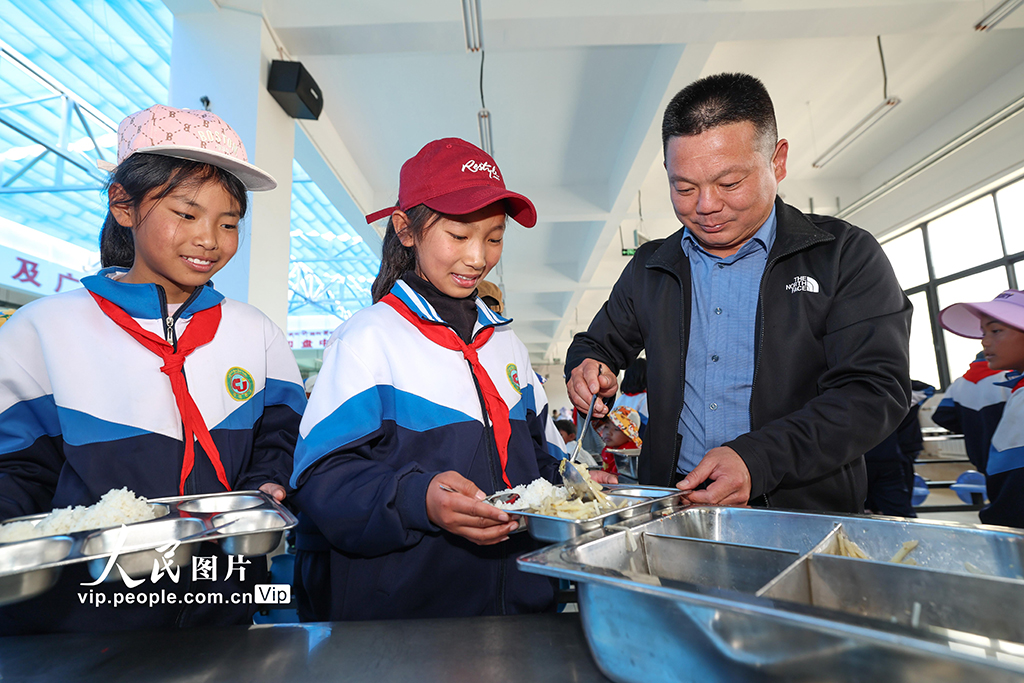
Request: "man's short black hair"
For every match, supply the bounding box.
[662,73,778,156]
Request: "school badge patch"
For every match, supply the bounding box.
[506,363,521,394]
[225,367,255,401]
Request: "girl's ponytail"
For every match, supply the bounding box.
[99,213,135,268]
[371,205,439,303]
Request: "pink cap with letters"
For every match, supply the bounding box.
[939,289,1024,338]
[98,104,277,192]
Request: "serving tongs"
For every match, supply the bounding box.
[560,367,603,502]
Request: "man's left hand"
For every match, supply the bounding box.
[676,447,751,506]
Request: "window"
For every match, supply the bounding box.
[907,291,939,389]
[882,173,1024,388]
[937,267,1008,381]
[997,177,1024,256]
[882,228,929,290]
[927,196,1002,279]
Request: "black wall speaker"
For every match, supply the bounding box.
[268,60,323,120]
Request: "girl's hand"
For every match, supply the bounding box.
[589,470,618,485]
[259,482,287,502]
[426,472,518,546]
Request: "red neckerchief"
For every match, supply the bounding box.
[89,292,231,494]
[382,293,513,488]
[963,360,1003,384]
[1014,376,1024,394]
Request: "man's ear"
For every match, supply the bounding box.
[772,139,789,184]
[108,184,134,228]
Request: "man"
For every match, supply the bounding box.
[565,73,911,512]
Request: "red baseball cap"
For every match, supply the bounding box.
[365,138,537,227]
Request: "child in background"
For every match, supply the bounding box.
[594,406,643,475]
[932,351,1012,474]
[555,419,576,449]
[615,358,649,438]
[292,138,566,620]
[554,418,599,468]
[940,290,1024,528]
[0,105,305,634]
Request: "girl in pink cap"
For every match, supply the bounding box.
[0,105,305,634]
[291,138,568,621]
[940,289,1024,528]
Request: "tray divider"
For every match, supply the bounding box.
[755,523,844,599]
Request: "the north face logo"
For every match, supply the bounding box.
[786,275,819,293]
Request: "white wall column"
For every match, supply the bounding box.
[167,4,294,331]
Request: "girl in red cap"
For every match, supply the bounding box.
[0,105,305,634]
[292,138,568,621]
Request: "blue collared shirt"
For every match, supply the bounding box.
[677,207,777,473]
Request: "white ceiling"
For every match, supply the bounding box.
[246,0,1024,363]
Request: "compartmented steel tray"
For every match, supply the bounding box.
[0,490,297,606]
[519,506,1024,682]
[488,484,682,543]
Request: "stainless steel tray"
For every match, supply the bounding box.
[518,506,1024,682]
[606,448,640,483]
[489,485,681,543]
[0,490,297,606]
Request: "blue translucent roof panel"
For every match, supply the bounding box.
[289,159,379,321]
[0,0,171,123]
[0,1,378,325]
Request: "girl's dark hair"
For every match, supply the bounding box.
[100,153,249,268]
[371,204,442,303]
[620,357,647,395]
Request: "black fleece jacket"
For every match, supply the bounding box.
[565,197,912,513]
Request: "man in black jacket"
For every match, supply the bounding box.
[565,73,911,513]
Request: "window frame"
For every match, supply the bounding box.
[884,176,1024,388]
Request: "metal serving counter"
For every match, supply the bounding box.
[0,613,612,682]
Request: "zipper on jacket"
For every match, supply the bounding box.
[156,284,205,350]
[748,236,831,508]
[157,284,207,496]
[469,365,508,615]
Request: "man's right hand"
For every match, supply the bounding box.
[566,359,619,418]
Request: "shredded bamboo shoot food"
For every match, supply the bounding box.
[829,529,919,565]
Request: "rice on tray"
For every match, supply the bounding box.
[0,488,158,543]
[492,471,624,520]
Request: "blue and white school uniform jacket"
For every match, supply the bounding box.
[292,281,566,620]
[0,268,305,634]
[980,376,1024,529]
[931,360,1011,474]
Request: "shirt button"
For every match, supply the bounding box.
[711,354,719,362]
[717,263,725,269]
[710,402,718,411]
[715,307,723,315]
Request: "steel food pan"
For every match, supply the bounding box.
[761,551,1024,642]
[518,505,1024,682]
[0,537,74,606]
[0,490,297,603]
[488,488,681,544]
